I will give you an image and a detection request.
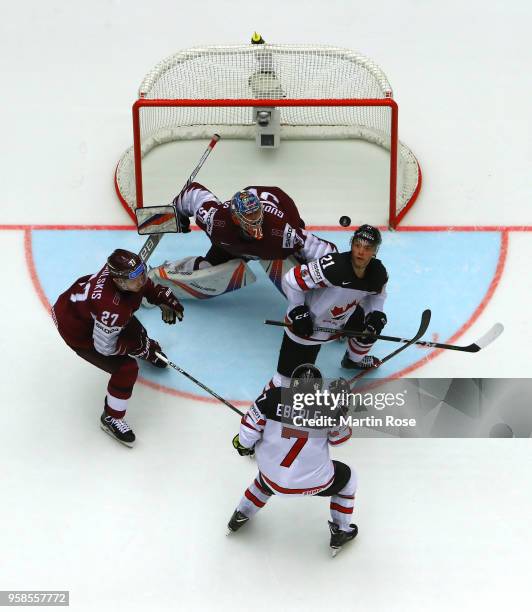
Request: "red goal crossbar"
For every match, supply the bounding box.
[130,98,420,229]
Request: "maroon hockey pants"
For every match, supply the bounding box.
[67,345,138,419]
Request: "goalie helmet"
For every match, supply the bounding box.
[351,224,382,252]
[107,249,146,281]
[230,190,263,240]
[290,363,323,393]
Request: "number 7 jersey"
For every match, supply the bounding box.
[239,387,352,496]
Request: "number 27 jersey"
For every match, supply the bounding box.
[239,387,351,496]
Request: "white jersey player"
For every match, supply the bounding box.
[227,365,358,557]
[273,224,389,387]
[147,182,336,299]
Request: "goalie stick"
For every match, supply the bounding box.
[154,351,244,417]
[138,134,221,263]
[264,319,503,353]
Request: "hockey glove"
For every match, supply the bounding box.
[160,304,182,325]
[232,434,255,457]
[153,286,184,323]
[128,335,167,368]
[115,317,148,356]
[176,212,191,234]
[288,304,313,337]
[145,339,168,368]
[343,304,365,335]
[360,311,387,344]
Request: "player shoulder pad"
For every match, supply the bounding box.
[364,258,389,292]
[254,386,282,420]
[196,200,226,236]
[313,251,351,285]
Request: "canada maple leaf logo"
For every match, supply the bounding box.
[330,299,358,319]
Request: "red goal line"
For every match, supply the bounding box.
[0,224,531,232]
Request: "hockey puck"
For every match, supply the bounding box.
[339,216,352,227]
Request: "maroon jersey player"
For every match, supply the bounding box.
[52,249,184,447]
[148,183,336,292]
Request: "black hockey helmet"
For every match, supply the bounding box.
[351,224,382,252]
[290,363,323,393]
[107,249,146,280]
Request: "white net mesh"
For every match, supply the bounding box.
[115,43,420,224]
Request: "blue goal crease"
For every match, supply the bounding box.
[31,229,502,401]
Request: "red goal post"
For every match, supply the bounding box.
[115,43,422,229]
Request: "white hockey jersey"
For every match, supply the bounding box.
[239,387,352,496]
[282,251,388,345]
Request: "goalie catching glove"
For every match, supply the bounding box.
[152,286,184,324]
[232,434,255,457]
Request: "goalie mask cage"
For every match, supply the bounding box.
[115,43,422,229]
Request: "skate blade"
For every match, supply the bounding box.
[330,546,341,558]
[100,423,135,448]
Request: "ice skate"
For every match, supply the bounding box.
[341,352,381,370]
[328,521,358,557]
[100,412,136,447]
[226,510,250,535]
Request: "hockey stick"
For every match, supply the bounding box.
[154,351,244,417]
[138,134,221,263]
[264,319,503,353]
[349,309,431,380]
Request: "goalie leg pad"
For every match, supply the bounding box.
[259,255,299,296]
[148,257,256,300]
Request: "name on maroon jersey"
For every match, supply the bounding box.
[91,268,110,300]
[264,204,284,219]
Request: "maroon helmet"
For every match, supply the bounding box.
[107,249,146,280]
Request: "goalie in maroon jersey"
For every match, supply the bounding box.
[147,182,337,299]
[52,249,184,447]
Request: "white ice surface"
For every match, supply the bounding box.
[1,2,532,610]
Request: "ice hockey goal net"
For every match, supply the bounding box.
[115,42,421,228]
